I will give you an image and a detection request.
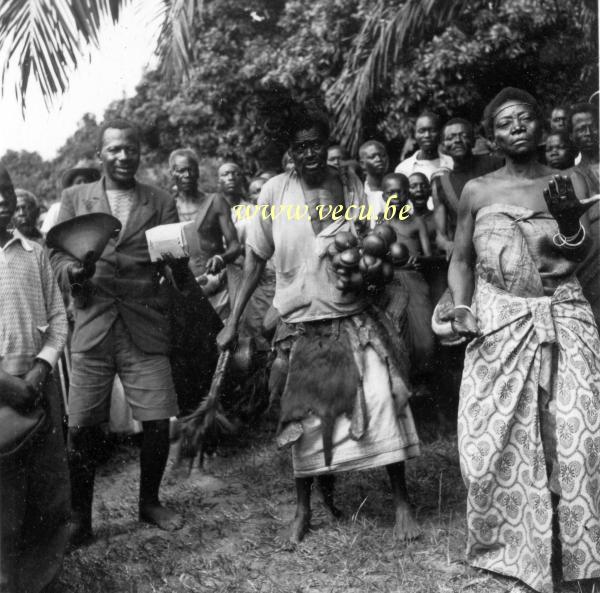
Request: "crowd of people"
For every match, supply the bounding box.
[0,86,599,593]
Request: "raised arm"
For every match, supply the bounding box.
[543,172,599,263]
[447,182,479,337]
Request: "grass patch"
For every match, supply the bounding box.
[58,418,596,593]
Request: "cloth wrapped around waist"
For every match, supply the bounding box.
[270,306,410,466]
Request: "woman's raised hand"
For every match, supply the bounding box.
[543,174,600,235]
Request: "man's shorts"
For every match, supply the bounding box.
[68,318,178,427]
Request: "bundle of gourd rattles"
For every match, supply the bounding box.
[326,224,409,293]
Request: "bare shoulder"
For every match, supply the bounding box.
[460,177,487,214]
[211,194,230,215]
[405,214,423,233]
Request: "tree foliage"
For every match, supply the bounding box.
[1,149,55,202]
[0,0,122,109]
[109,0,599,159]
[1,0,597,202]
[373,0,599,145]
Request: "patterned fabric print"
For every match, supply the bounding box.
[458,278,600,593]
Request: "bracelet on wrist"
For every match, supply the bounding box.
[553,223,586,248]
[454,304,475,316]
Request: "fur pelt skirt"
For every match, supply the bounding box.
[270,306,420,477]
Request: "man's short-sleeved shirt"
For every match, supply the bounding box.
[394,151,453,180]
[246,170,367,323]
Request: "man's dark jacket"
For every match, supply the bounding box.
[50,177,178,354]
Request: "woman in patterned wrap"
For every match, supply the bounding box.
[447,87,600,592]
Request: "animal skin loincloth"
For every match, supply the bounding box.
[272,306,411,466]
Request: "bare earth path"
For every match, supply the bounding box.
[56,424,590,593]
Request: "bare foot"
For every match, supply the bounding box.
[316,476,343,519]
[322,498,344,519]
[139,502,184,531]
[67,519,93,551]
[393,503,420,541]
[287,510,311,545]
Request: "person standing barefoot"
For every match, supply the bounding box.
[51,119,185,545]
[449,87,600,592]
[217,89,421,544]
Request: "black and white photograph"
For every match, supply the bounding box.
[0,1,598,592]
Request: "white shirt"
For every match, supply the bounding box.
[394,152,453,180]
[247,170,367,323]
[40,202,62,234]
[364,179,386,225]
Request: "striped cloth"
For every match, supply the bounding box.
[106,188,135,232]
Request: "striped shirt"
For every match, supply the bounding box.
[0,230,67,376]
[106,188,135,232]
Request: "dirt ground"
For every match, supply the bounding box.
[57,416,597,593]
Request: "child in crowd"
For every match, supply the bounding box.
[544,131,577,169]
[326,145,348,169]
[248,177,266,205]
[408,172,436,247]
[381,173,431,258]
[377,173,434,378]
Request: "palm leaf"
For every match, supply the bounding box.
[0,0,122,109]
[328,0,477,153]
[155,0,198,79]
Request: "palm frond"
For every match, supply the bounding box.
[328,0,475,153]
[0,0,123,109]
[155,0,198,79]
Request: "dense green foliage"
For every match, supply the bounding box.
[376,0,598,142]
[3,0,597,205]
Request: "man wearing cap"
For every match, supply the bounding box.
[50,118,184,545]
[41,159,101,235]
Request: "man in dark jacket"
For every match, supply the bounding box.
[51,119,183,545]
